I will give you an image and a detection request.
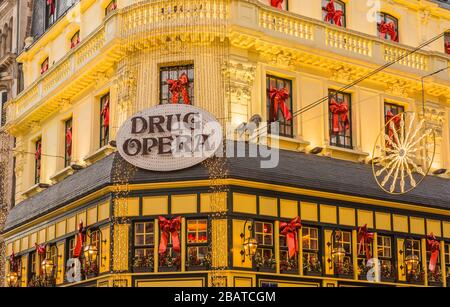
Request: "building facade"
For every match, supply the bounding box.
[1,0,450,287]
[0,0,32,286]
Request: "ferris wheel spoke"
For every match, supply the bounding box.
[381,158,401,187]
[403,159,417,188]
[390,160,402,193]
[376,156,399,177]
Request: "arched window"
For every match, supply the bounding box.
[322,0,346,27]
[377,13,399,42]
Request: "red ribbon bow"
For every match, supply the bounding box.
[379,21,398,42]
[9,251,18,273]
[70,37,80,49]
[426,233,440,273]
[270,0,284,10]
[167,73,190,104]
[329,98,350,133]
[357,224,374,260]
[73,221,85,258]
[158,216,181,255]
[324,0,343,27]
[47,0,55,15]
[385,110,401,143]
[40,63,48,75]
[279,216,302,259]
[268,87,292,122]
[66,126,72,157]
[101,97,110,128]
[35,243,46,255]
[445,41,450,55]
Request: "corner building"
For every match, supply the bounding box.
[2,0,450,287]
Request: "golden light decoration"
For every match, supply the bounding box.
[372,112,435,195]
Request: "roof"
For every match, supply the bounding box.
[3,142,450,232]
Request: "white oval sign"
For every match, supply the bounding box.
[116,104,223,171]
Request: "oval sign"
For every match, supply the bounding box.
[116,104,223,172]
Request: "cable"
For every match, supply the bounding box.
[291,31,447,118]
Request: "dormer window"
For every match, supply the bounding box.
[70,31,80,49]
[40,58,49,75]
[377,13,399,42]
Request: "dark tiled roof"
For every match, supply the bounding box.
[4,143,450,232]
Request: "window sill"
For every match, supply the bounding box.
[83,144,116,166]
[49,166,74,184]
[22,183,50,198]
[323,145,369,162]
[264,135,310,152]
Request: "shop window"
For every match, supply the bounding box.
[426,240,442,285]
[404,238,424,283]
[269,0,288,11]
[279,225,299,274]
[377,13,399,42]
[133,221,155,272]
[302,226,322,276]
[322,0,346,27]
[28,251,37,282]
[84,230,101,278]
[160,65,194,105]
[64,118,73,168]
[100,93,110,148]
[261,281,278,287]
[34,138,42,184]
[68,238,75,259]
[254,221,275,271]
[186,219,210,270]
[328,90,352,149]
[70,31,80,49]
[46,0,56,29]
[40,58,49,75]
[357,236,373,280]
[445,243,450,287]
[266,75,293,138]
[105,0,117,16]
[330,230,353,277]
[377,235,395,281]
[159,222,181,271]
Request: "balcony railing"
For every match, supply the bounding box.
[6,0,449,126]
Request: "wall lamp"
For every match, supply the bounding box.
[240,220,258,263]
[84,229,107,268]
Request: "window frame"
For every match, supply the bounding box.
[328,89,352,149]
[64,118,73,168]
[70,31,80,49]
[105,0,117,16]
[301,225,322,276]
[159,64,195,105]
[45,0,57,29]
[321,0,346,27]
[40,58,49,75]
[132,220,155,272]
[99,93,110,148]
[377,12,399,42]
[266,75,294,138]
[34,138,42,184]
[254,220,275,271]
[186,218,209,270]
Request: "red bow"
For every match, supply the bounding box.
[35,142,42,172]
[279,217,302,259]
[73,221,85,258]
[40,63,48,75]
[158,216,181,254]
[445,42,450,55]
[35,243,46,255]
[357,224,374,260]
[66,126,72,157]
[385,110,401,143]
[329,98,349,133]
[426,233,440,273]
[270,0,284,10]
[324,0,343,27]
[167,73,190,104]
[70,37,80,49]
[47,0,55,15]
[101,97,110,128]
[269,87,292,122]
[378,21,398,42]
[9,251,18,273]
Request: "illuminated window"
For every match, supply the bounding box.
[254,221,275,271]
[266,75,293,138]
[377,13,399,42]
[133,221,155,271]
[186,219,209,270]
[445,243,450,286]
[70,31,80,49]
[332,230,353,277]
[50,245,58,273]
[28,252,37,280]
[404,238,423,283]
[322,0,346,27]
[64,118,73,167]
[160,65,194,105]
[426,241,442,284]
[328,90,352,149]
[99,93,110,148]
[34,139,42,184]
[68,238,75,259]
[105,0,117,16]
[40,58,49,75]
[302,226,322,275]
